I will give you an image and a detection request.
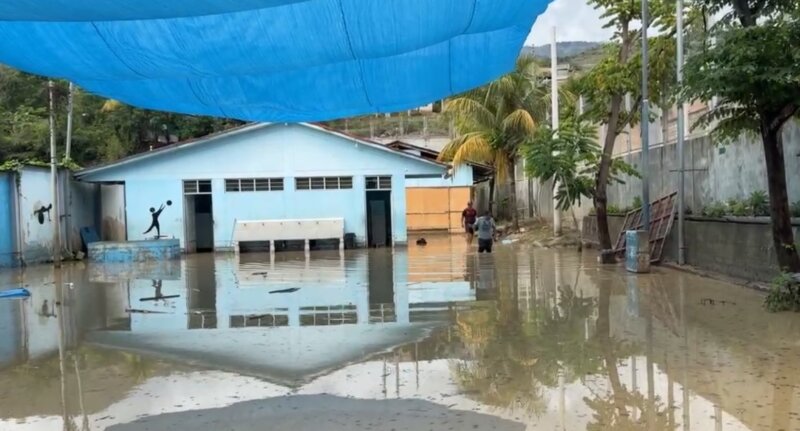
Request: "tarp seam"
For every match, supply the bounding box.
[336,0,373,110]
[448,40,453,95]
[450,0,479,94]
[186,78,212,108]
[465,0,478,33]
[90,22,147,79]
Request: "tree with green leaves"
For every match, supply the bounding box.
[521,119,639,228]
[439,55,565,229]
[579,0,680,261]
[682,0,800,272]
[0,66,244,167]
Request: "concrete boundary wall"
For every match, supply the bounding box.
[607,122,800,211]
[583,214,800,283]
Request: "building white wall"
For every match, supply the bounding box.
[100,184,126,241]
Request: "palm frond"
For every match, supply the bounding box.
[502,109,537,136]
[444,97,496,130]
[438,134,467,162]
[452,133,495,167]
[101,99,122,112]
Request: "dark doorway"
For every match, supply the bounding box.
[366,190,392,247]
[184,194,214,252]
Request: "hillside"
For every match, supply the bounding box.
[521,41,603,60]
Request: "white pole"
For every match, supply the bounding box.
[676,0,686,265]
[65,82,74,161]
[641,0,651,232]
[551,26,562,235]
[625,94,633,156]
[48,80,62,268]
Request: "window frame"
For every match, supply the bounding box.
[224,177,284,192]
[295,176,354,191]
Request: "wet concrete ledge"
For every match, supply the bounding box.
[88,239,181,263]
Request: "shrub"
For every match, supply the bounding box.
[747,190,769,216]
[765,273,800,312]
[701,202,727,218]
[607,204,623,215]
[791,201,800,218]
[631,196,643,210]
[727,198,749,217]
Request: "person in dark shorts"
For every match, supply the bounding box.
[473,211,496,253]
[461,201,478,244]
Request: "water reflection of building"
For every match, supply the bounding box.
[100,248,477,332]
[0,265,106,368]
[0,299,22,368]
[86,247,478,384]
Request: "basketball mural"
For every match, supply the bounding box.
[144,200,172,239]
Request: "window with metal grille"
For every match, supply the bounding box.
[365,176,391,190]
[225,178,284,192]
[295,176,353,190]
[183,179,212,195]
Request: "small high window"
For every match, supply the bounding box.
[365,176,392,190]
[295,176,353,190]
[225,178,284,192]
[183,179,212,195]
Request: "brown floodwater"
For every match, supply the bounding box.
[0,235,799,430]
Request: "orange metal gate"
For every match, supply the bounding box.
[406,187,472,232]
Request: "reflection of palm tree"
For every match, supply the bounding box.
[122,352,155,383]
[451,260,604,417]
[584,284,671,430]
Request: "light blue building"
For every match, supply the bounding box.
[78,123,475,251]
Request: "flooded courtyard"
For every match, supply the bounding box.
[1,236,799,430]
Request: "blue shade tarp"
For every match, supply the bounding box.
[0,0,553,122]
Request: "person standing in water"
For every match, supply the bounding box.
[461,201,478,244]
[473,210,496,253]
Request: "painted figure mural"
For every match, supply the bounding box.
[33,203,52,225]
[144,200,172,238]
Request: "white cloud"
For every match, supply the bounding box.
[527,0,614,45]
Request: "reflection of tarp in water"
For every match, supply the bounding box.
[107,394,526,431]
[88,323,438,386]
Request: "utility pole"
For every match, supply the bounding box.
[676,0,686,264]
[640,0,651,232]
[65,82,74,161]
[48,80,62,268]
[551,26,562,235]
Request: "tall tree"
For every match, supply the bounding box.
[521,119,639,227]
[439,55,558,229]
[682,0,800,272]
[580,0,678,261]
[0,66,244,167]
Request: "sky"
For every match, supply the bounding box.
[527,0,614,45]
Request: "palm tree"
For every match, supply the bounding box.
[439,55,563,229]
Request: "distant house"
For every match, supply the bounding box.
[383,140,492,233]
[77,123,476,252]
